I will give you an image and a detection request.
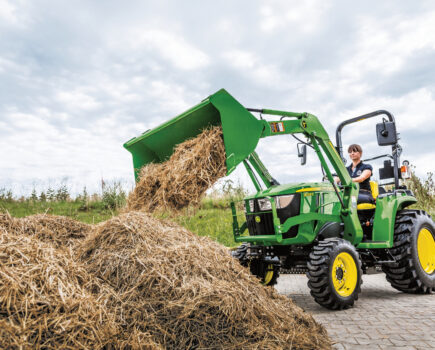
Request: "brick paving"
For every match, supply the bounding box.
[276,273,435,350]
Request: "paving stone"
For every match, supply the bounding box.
[275,273,435,349]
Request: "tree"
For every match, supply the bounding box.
[39,191,47,202]
[47,187,55,201]
[30,189,38,202]
[56,184,70,202]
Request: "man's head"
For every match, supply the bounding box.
[348,144,362,161]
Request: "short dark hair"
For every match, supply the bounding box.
[348,144,362,153]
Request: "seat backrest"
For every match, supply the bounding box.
[370,181,379,199]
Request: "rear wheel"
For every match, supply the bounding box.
[307,238,362,310]
[382,210,435,293]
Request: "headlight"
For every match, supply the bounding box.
[276,195,295,209]
[258,198,272,211]
[244,200,255,213]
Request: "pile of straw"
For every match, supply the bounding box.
[126,126,227,212]
[0,218,162,349]
[0,211,331,349]
[0,213,90,248]
[0,229,118,349]
[79,212,331,349]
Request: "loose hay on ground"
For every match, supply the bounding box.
[80,211,331,349]
[0,229,119,349]
[0,213,90,248]
[126,126,227,212]
[0,225,162,350]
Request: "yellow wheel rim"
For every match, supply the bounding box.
[263,264,274,285]
[331,252,358,297]
[417,228,435,275]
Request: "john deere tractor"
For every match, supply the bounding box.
[124,89,435,310]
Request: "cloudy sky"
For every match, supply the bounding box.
[1,0,435,195]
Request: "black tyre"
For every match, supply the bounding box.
[382,210,435,293]
[231,244,280,286]
[249,259,280,286]
[231,243,249,267]
[307,238,363,310]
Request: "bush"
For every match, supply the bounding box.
[102,182,126,210]
[56,184,70,202]
[405,168,435,214]
[200,180,247,210]
[0,188,13,202]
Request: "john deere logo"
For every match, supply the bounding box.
[302,121,307,128]
[255,216,261,223]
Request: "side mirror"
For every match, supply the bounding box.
[376,119,397,146]
[298,144,307,165]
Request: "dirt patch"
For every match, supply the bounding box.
[126,126,227,212]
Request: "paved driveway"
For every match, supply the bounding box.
[276,273,435,350]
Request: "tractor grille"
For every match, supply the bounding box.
[246,213,275,236]
[245,194,301,238]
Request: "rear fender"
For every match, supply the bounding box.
[370,193,417,247]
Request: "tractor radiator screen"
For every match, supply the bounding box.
[245,194,301,238]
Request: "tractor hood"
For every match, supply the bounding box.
[245,182,334,200]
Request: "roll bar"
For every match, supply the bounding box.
[335,110,400,188]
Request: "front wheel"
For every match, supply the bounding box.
[231,243,249,267]
[307,238,363,310]
[249,259,280,286]
[232,244,280,286]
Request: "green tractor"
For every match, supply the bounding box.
[124,89,435,310]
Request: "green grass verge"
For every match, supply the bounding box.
[171,208,237,248]
[0,200,117,224]
[0,200,238,247]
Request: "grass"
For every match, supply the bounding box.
[1,173,434,247]
[173,208,238,247]
[0,200,117,224]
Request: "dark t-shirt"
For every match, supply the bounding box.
[347,161,373,192]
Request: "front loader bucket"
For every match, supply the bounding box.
[124,89,264,179]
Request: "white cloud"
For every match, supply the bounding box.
[148,81,192,114]
[222,50,256,70]
[56,90,101,111]
[222,49,286,88]
[259,0,331,33]
[6,112,58,133]
[342,11,435,79]
[119,29,210,71]
[143,30,210,70]
[0,0,17,24]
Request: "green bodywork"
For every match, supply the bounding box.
[124,89,416,250]
[231,186,416,249]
